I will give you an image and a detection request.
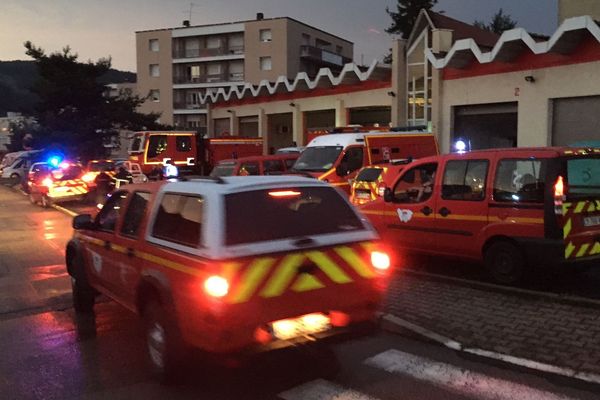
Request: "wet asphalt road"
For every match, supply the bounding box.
[0,183,599,399]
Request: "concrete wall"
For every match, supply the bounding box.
[439,60,600,153]
[136,30,173,125]
[559,0,600,23]
[244,19,289,83]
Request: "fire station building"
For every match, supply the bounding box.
[199,4,600,153]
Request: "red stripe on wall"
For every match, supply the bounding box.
[212,80,391,109]
[443,36,600,80]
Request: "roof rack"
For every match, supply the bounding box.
[179,175,226,184]
[390,125,428,132]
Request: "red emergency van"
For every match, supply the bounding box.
[359,147,600,284]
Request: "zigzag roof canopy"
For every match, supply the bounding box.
[426,15,600,69]
[202,60,390,104]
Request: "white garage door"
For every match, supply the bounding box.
[552,96,600,146]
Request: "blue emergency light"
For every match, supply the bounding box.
[48,156,62,167]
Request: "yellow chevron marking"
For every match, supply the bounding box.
[221,262,242,282]
[563,218,572,239]
[335,246,375,278]
[305,251,352,284]
[232,257,275,303]
[576,243,590,258]
[260,254,305,298]
[562,203,572,215]
[137,251,204,277]
[590,242,600,255]
[565,242,576,258]
[587,202,596,213]
[291,274,325,292]
[574,202,586,214]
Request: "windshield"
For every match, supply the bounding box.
[129,135,145,154]
[225,186,365,245]
[293,146,343,172]
[356,168,383,182]
[210,164,236,177]
[567,157,600,197]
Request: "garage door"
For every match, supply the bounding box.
[552,96,600,146]
[453,102,517,150]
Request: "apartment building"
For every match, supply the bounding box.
[136,14,353,131]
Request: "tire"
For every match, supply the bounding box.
[40,195,51,208]
[484,241,525,285]
[143,300,185,383]
[71,276,95,313]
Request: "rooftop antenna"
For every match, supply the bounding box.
[188,2,194,22]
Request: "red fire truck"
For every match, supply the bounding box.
[128,131,263,176]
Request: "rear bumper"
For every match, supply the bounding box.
[514,237,600,267]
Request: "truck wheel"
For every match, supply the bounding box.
[71,276,95,313]
[143,300,185,383]
[484,241,525,285]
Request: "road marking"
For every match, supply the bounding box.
[365,349,577,400]
[51,204,78,217]
[279,379,379,400]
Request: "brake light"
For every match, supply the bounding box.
[371,251,390,271]
[554,175,565,215]
[203,275,229,298]
[42,178,53,188]
[268,190,301,198]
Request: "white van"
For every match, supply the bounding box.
[0,150,42,180]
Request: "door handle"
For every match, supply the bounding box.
[420,206,433,216]
[439,207,451,217]
[104,241,111,250]
[127,248,135,258]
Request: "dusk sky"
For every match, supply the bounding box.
[1,0,559,72]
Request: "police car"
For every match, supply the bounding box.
[66,176,391,380]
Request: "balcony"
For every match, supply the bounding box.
[173,45,244,59]
[173,102,207,110]
[300,45,352,68]
[173,72,244,85]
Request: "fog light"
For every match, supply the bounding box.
[371,251,390,271]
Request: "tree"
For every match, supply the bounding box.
[23,42,166,160]
[385,0,438,39]
[473,8,517,35]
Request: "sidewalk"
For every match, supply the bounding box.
[383,271,600,379]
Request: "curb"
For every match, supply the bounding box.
[403,268,600,310]
[51,204,78,218]
[381,313,600,386]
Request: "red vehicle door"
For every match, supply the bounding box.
[82,191,129,295]
[380,160,439,254]
[433,154,492,258]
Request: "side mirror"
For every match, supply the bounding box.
[383,188,393,203]
[336,164,349,177]
[72,214,94,230]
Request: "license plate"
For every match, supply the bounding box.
[53,186,70,192]
[272,313,331,340]
[583,215,600,227]
[356,191,371,199]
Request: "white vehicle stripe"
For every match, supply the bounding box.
[364,349,576,400]
[279,379,379,400]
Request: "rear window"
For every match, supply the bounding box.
[356,168,383,182]
[493,159,547,203]
[568,157,600,196]
[225,187,365,245]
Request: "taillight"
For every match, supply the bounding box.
[554,175,565,215]
[42,178,53,188]
[203,275,229,298]
[371,251,391,271]
[81,172,95,183]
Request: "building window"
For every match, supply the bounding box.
[302,33,310,46]
[149,39,159,52]
[315,38,331,50]
[150,89,160,102]
[206,36,221,49]
[407,30,431,129]
[149,64,160,77]
[259,29,272,42]
[260,56,272,71]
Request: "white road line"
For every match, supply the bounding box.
[51,204,78,217]
[279,379,380,400]
[365,349,577,400]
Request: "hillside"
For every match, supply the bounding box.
[0,60,136,117]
